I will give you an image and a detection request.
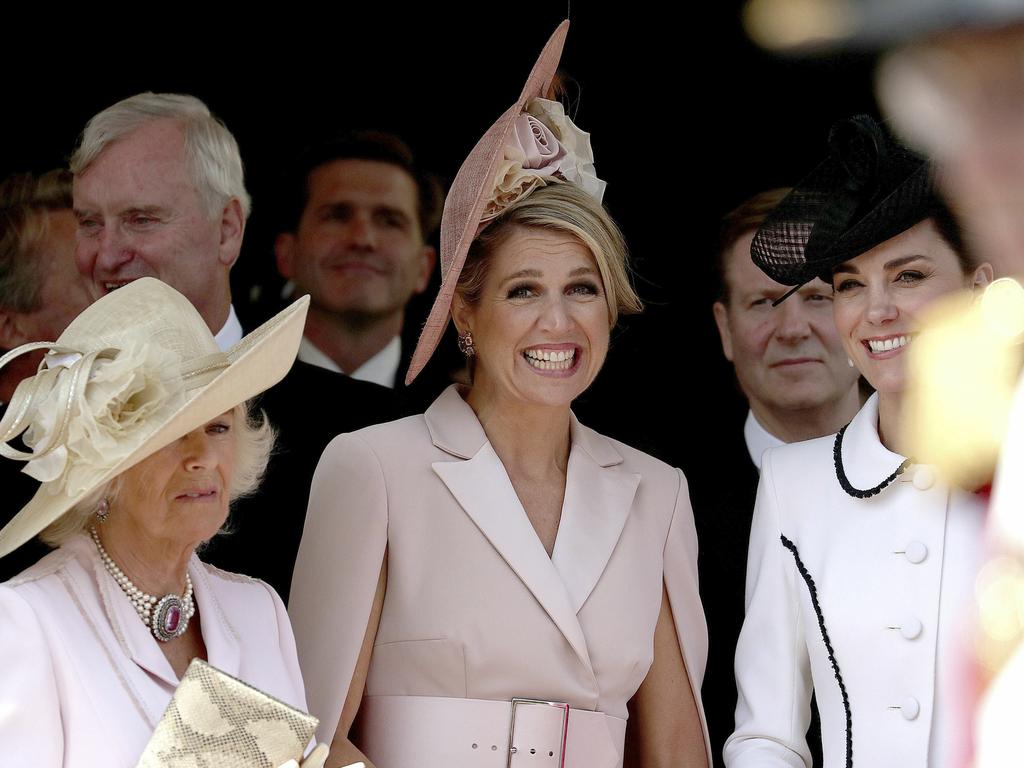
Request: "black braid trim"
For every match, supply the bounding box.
[781,534,853,768]
[833,424,911,499]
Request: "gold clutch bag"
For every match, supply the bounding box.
[136,659,318,768]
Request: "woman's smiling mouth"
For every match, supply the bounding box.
[522,345,579,373]
[863,334,912,356]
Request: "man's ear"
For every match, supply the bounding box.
[275,233,296,279]
[712,300,734,362]
[217,198,246,269]
[414,245,437,294]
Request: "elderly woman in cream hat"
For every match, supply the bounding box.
[0,278,327,767]
[289,22,710,768]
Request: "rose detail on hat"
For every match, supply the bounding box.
[527,98,606,203]
[481,97,606,223]
[23,343,186,496]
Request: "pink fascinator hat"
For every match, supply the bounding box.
[405,20,605,384]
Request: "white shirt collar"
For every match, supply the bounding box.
[213,305,243,352]
[744,409,786,471]
[296,335,402,389]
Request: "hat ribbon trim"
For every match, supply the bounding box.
[0,343,108,463]
[180,353,229,389]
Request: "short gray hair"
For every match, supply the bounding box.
[40,402,273,548]
[70,92,252,220]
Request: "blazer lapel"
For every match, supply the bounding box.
[86,542,179,690]
[426,388,594,671]
[552,417,639,614]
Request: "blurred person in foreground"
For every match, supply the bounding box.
[289,22,711,768]
[0,279,328,766]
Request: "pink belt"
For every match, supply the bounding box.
[358,694,626,768]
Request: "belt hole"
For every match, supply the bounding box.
[491,745,498,751]
[530,748,536,755]
[549,752,554,757]
[472,743,478,749]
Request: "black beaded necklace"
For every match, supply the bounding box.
[833,423,912,499]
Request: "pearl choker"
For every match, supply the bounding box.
[90,527,195,642]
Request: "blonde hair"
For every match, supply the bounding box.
[456,183,643,323]
[40,403,273,547]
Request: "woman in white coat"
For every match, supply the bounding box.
[725,116,993,767]
[288,22,710,768]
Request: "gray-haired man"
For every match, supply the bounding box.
[69,93,401,599]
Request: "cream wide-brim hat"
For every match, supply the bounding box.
[0,278,308,559]
[404,20,570,384]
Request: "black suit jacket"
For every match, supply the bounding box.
[202,360,402,600]
[682,414,822,767]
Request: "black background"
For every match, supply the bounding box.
[3,4,878,464]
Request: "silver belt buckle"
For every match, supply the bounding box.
[507,697,569,768]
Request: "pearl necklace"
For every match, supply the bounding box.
[90,527,195,642]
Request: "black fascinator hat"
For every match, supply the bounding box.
[751,115,944,294]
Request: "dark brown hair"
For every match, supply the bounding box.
[280,131,443,240]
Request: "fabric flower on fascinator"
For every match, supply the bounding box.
[481,97,606,223]
[527,97,606,201]
[23,342,186,497]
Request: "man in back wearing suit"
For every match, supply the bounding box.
[273,132,455,409]
[70,93,401,599]
[692,188,863,765]
[0,170,94,581]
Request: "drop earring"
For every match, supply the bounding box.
[457,330,476,358]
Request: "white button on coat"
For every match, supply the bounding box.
[899,618,923,640]
[904,542,928,563]
[912,466,936,491]
[900,697,921,720]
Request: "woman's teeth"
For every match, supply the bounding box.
[867,335,911,353]
[524,348,576,371]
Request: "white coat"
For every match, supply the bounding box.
[0,533,309,767]
[725,395,985,768]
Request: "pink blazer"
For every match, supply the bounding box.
[289,386,711,765]
[0,534,308,767]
